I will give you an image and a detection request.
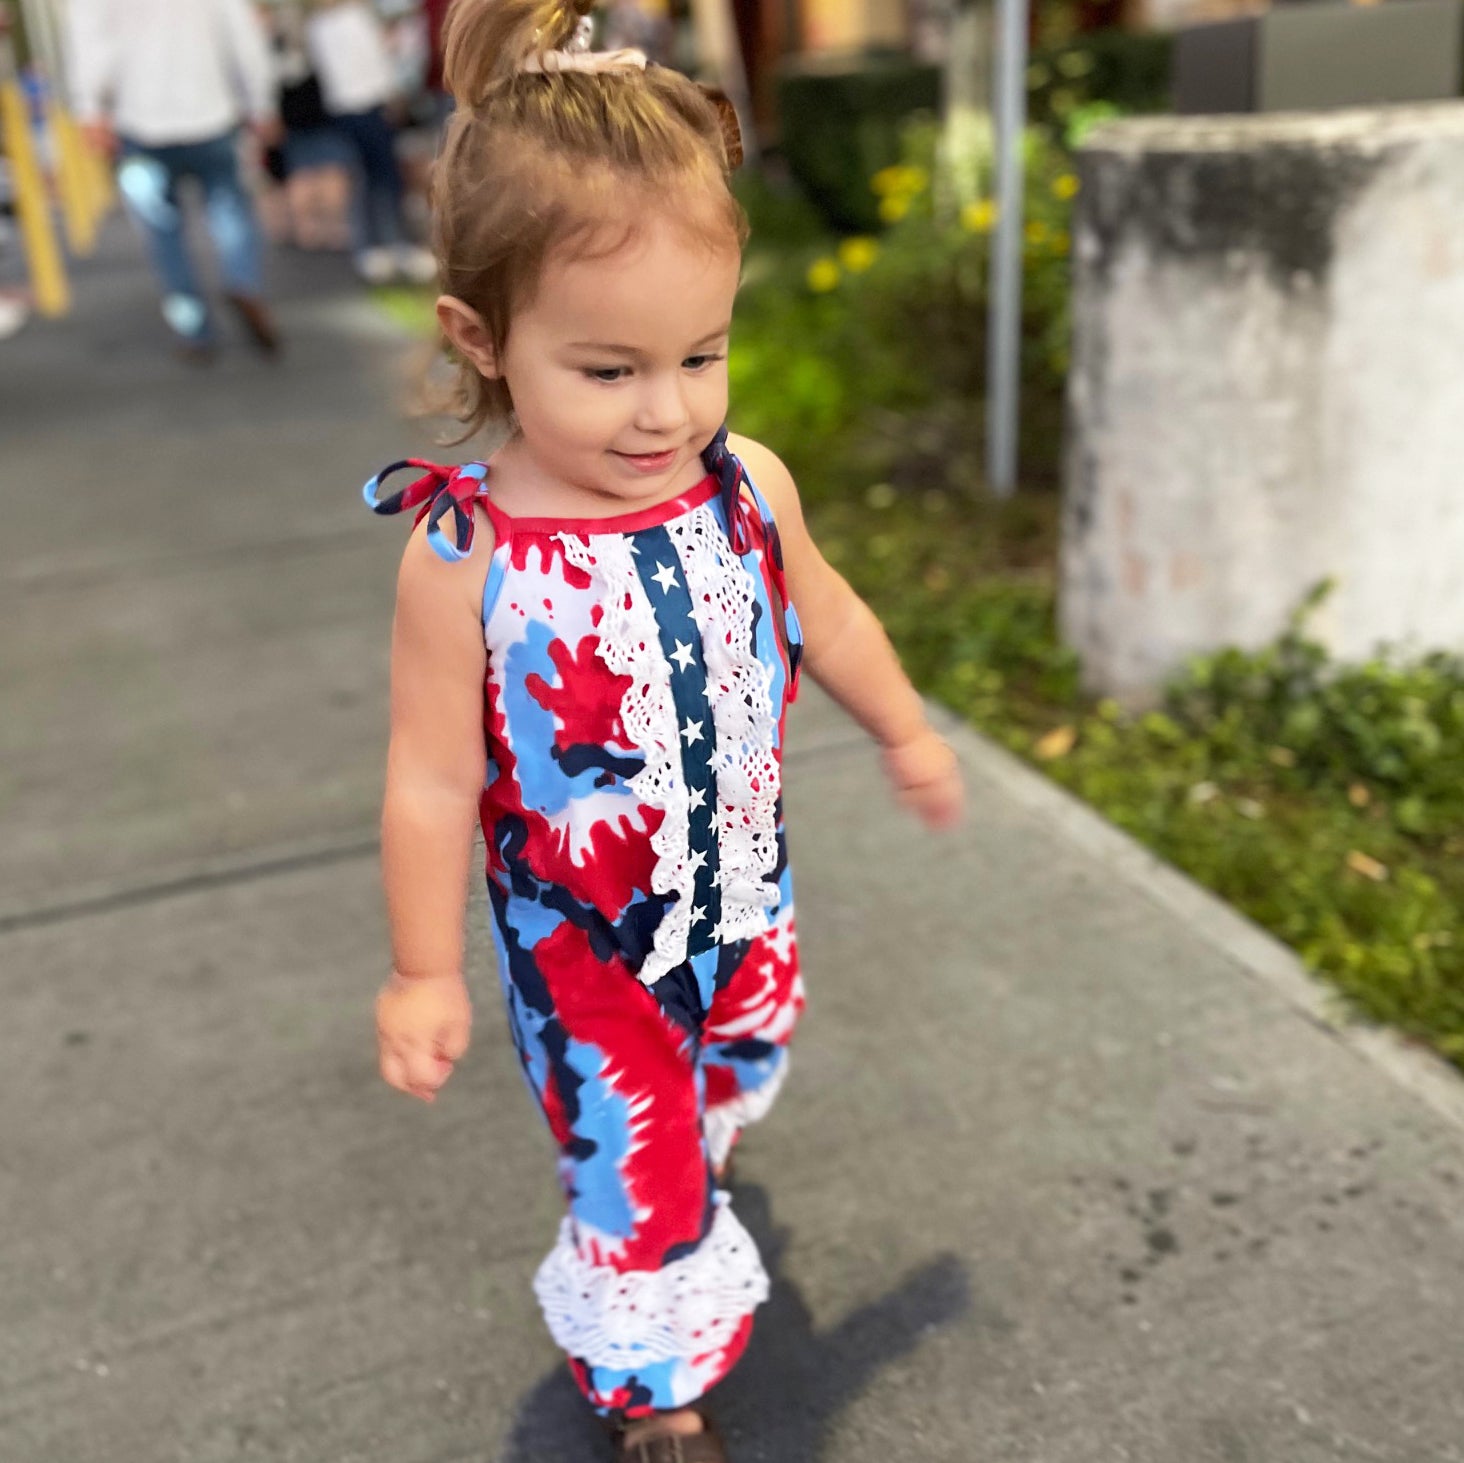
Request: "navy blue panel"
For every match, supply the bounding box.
[632,524,723,953]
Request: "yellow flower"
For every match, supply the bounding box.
[871,165,905,198]
[878,194,910,225]
[806,257,841,293]
[838,236,879,273]
[1053,229,1071,255]
[873,164,929,200]
[961,199,997,234]
[1035,725,1077,760]
[1025,220,1051,247]
[1052,173,1080,201]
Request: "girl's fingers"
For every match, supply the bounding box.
[904,776,964,830]
[381,1037,450,1101]
[438,1020,471,1063]
[401,1042,452,1094]
[380,1045,412,1095]
[376,976,470,1100]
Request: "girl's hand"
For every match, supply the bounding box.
[376,971,472,1103]
[882,729,965,831]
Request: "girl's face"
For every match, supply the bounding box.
[493,215,742,512]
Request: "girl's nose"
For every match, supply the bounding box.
[634,373,691,435]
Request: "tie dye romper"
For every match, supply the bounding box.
[365,430,806,1416]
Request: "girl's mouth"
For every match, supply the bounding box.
[615,449,678,473]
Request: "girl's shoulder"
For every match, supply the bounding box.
[394,503,497,629]
[395,497,497,582]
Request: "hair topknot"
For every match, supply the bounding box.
[429,0,748,441]
[443,0,596,109]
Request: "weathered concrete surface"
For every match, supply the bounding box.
[4,222,1464,1463]
[1062,104,1464,697]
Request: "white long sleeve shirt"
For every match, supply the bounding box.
[306,3,398,117]
[68,0,275,146]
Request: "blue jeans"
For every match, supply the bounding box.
[333,106,407,252]
[117,131,265,341]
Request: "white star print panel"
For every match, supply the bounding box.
[556,500,784,983]
[666,502,782,944]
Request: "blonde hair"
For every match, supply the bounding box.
[433,0,748,438]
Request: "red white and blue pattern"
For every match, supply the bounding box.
[366,431,805,1415]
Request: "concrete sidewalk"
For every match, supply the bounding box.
[3,224,1464,1463]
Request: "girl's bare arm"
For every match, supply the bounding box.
[729,433,963,828]
[375,515,492,1103]
[381,517,493,979]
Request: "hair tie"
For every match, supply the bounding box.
[521,46,648,74]
[522,17,647,75]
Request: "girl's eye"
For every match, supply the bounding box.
[683,353,725,371]
[585,367,628,383]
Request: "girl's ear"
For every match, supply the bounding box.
[437,296,500,378]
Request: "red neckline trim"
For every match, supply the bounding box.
[474,470,720,537]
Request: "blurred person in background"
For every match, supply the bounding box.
[0,219,29,340]
[304,0,435,284]
[256,1,353,251]
[68,0,283,359]
[0,0,29,340]
[422,0,454,125]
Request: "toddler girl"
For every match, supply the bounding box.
[366,2,963,1457]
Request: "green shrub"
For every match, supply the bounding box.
[733,116,1077,491]
[1026,31,1173,142]
[774,54,942,232]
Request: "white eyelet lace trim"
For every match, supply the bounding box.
[703,1056,789,1170]
[533,1193,769,1368]
[667,502,782,944]
[556,530,692,986]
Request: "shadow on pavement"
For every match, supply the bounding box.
[496,1182,978,1462]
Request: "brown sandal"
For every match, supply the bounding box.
[613,1410,728,1463]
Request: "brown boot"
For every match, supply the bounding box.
[226,293,280,355]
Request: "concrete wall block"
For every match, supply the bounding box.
[1060,104,1464,699]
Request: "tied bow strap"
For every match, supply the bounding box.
[361,459,489,563]
[703,425,757,557]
